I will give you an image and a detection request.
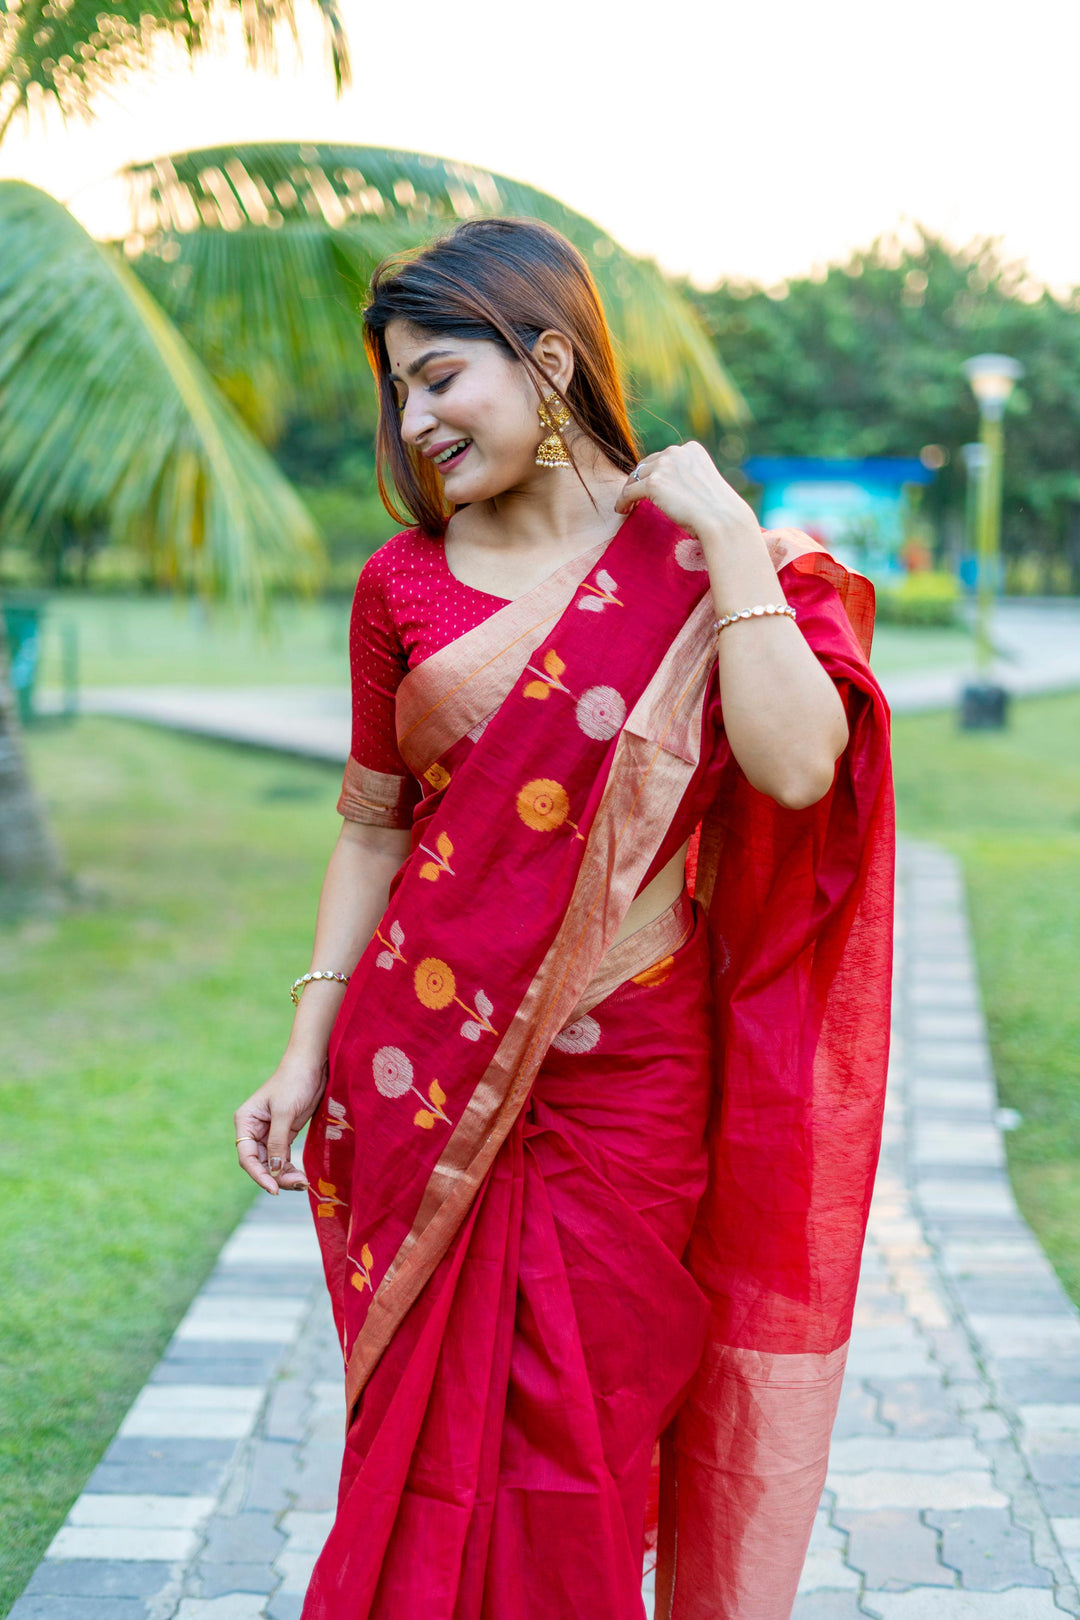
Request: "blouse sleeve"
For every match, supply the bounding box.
[337,548,423,830]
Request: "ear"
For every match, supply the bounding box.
[531,329,575,396]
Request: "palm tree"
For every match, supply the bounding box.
[0,20,747,905]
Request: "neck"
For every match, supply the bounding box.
[472,441,628,552]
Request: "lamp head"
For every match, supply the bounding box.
[961,353,1024,421]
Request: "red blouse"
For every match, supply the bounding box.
[341,529,508,826]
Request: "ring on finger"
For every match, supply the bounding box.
[235,1136,258,1146]
[630,466,644,483]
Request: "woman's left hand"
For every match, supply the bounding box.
[614,442,759,546]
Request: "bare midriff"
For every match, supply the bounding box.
[611,839,690,947]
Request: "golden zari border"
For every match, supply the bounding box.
[395,538,611,777]
[563,888,693,1025]
[345,593,719,1415]
[658,1340,850,1620]
[337,755,416,829]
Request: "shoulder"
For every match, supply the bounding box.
[354,527,445,597]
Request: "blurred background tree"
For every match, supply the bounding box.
[0,26,746,901]
[691,226,1080,593]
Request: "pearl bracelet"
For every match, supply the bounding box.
[715,602,797,635]
[291,969,350,1005]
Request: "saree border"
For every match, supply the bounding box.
[395,536,612,776]
[345,592,719,1413]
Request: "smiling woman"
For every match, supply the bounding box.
[231,217,895,1620]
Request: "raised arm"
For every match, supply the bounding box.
[234,819,410,1194]
[616,444,849,808]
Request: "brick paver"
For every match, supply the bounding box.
[10,840,1080,1617]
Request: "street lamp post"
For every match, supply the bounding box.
[958,353,1024,729]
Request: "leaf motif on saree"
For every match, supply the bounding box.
[474,990,493,1021]
[374,920,406,967]
[413,1109,435,1129]
[577,570,623,611]
[417,835,455,881]
[314,1177,348,1217]
[460,1020,483,1041]
[523,647,572,701]
[349,1243,375,1292]
[325,1097,353,1141]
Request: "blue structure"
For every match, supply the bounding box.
[742,457,936,579]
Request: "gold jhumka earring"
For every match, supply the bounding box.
[535,393,573,468]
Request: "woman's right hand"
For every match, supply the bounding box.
[234,1054,328,1195]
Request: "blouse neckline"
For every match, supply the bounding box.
[430,514,628,607]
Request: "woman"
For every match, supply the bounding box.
[234,218,894,1620]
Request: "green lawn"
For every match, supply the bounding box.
[28,590,975,692]
[892,690,1080,1302]
[1,720,341,1617]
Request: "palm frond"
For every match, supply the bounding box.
[0,181,320,604]
[0,0,349,138]
[124,143,749,436]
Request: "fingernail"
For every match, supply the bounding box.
[269,1157,282,1172]
[287,1182,309,1193]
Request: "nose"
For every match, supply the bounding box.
[399,393,437,448]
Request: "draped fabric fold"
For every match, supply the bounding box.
[302,502,894,1620]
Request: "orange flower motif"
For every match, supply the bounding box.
[414,957,457,1011]
[424,762,451,792]
[516,778,570,832]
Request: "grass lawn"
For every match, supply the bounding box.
[892,689,1080,1303]
[29,590,975,692]
[0,719,341,1617]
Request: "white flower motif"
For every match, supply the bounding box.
[551,1014,602,1055]
[675,536,708,571]
[575,685,626,741]
[372,1045,414,1098]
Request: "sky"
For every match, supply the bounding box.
[2,0,1078,292]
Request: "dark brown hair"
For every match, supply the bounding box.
[362,217,641,536]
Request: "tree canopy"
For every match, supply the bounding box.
[692,226,1080,583]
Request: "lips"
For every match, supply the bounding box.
[430,438,472,472]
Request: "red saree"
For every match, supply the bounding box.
[303,500,895,1619]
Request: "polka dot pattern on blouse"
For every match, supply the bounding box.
[348,528,507,777]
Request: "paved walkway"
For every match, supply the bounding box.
[42,599,1080,764]
[12,840,1080,1619]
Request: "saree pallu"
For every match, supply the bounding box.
[303,501,895,1620]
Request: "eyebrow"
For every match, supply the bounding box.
[396,348,457,380]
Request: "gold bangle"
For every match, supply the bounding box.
[291,969,350,1006]
[715,603,796,634]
